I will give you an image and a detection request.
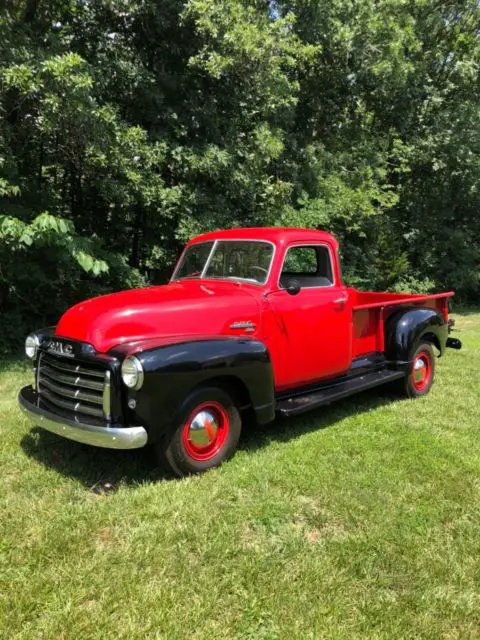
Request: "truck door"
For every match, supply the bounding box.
[265,243,352,391]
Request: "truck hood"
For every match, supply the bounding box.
[55,280,261,353]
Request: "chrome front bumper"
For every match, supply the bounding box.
[18,386,148,450]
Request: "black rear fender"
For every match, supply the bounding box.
[385,307,448,369]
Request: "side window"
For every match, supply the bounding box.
[282,247,318,274]
[280,245,334,288]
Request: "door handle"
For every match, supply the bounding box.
[333,297,347,305]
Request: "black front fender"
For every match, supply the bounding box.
[385,307,448,368]
[114,337,275,443]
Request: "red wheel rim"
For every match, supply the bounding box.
[182,401,230,462]
[412,351,431,391]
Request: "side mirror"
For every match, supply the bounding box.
[285,278,301,296]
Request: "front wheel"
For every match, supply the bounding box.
[401,341,435,398]
[155,385,242,477]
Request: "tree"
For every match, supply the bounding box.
[1,0,479,352]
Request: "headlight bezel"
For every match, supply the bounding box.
[25,334,40,359]
[121,355,144,390]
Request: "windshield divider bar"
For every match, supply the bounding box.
[201,240,218,278]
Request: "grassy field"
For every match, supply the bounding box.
[1,312,479,639]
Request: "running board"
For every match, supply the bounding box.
[276,370,405,417]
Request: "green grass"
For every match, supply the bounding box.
[1,313,479,640]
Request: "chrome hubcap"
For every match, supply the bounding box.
[414,357,427,383]
[188,410,219,449]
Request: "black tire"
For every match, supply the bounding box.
[155,385,242,477]
[400,340,435,398]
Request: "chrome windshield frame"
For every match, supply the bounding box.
[171,239,276,287]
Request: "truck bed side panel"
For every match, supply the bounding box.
[349,289,453,359]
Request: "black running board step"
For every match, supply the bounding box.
[277,370,405,417]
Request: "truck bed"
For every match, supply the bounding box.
[348,288,454,359]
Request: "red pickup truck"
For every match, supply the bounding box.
[19,228,461,476]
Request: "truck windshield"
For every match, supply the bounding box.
[173,240,274,285]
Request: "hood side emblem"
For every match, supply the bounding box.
[229,321,256,333]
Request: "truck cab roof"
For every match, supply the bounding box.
[188,227,339,249]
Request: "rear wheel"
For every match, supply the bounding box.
[155,385,242,477]
[401,341,435,398]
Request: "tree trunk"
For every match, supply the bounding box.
[23,0,38,23]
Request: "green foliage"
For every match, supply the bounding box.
[1,0,480,351]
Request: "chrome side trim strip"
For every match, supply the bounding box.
[18,388,147,450]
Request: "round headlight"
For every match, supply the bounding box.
[25,334,40,359]
[121,356,144,390]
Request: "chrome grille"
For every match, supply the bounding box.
[38,353,110,420]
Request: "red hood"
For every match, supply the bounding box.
[55,280,261,353]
